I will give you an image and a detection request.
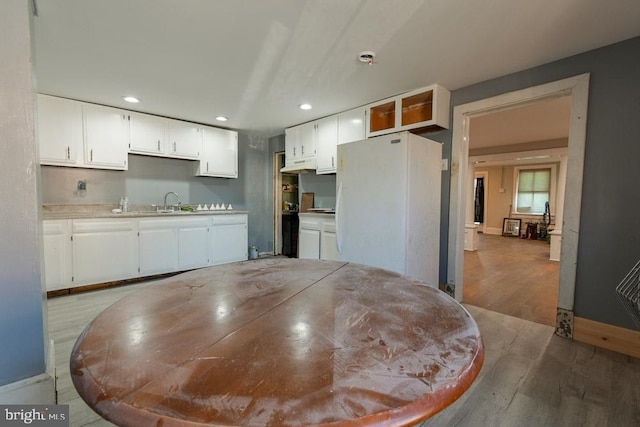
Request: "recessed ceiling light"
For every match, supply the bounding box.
[215,116,228,122]
[299,103,312,110]
[122,96,140,103]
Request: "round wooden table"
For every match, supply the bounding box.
[71,258,484,426]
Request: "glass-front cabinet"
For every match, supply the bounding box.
[366,84,450,138]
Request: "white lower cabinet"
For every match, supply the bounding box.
[71,219,139,286]
[211,214,248,265]
[178,218,211,270]
[43,213,247,291]
[42,220,73,291]
[299,228,321,259]
[138,219,180,276]
[298,214,336,260]
[320,221,338,261]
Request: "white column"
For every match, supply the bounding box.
[554,154,568,231]
[464,163,479,251]
[466,162,475,224]
[549,155,567,261]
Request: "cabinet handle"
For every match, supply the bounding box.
[207,161,209,172]
[301,145,304,155]
[66,146,71,160]
[157,140,161,151]
[90,149,93,162]
[173,141,177,152]
[293,146,296,156]
[331,156,334,168]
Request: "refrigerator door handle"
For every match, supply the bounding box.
[336,182,343,254]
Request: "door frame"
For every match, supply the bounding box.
[273,152,285,255]
[448,74,589,331]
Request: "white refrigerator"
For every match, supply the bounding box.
[335,131,442,286]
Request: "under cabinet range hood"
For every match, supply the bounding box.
[280,158,317,173]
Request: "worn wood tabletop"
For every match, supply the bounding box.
[71,258,484,426]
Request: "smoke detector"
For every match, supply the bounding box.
[358,51,376,65]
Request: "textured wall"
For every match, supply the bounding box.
[0,0,47,387]
[445,36,640,329]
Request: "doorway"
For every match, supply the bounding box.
[473,171,488,232]
[448,74,590,335]
[273,151,299,257]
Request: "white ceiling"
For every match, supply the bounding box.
[469,96,572,150]
[32,0,640,139]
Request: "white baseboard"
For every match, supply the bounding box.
[484,227,503,236]
[0,373,55,404]
[0,339,56,404]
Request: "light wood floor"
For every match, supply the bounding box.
[48,273,640,426]
[463,233,559,326]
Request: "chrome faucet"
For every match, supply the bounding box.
[163,191,181,211]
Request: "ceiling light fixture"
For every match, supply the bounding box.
[358,50,376,65]
[215,116,228,122]
[299,103,312,110]
[122,96,140,103]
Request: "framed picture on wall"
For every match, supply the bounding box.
[502,218,521,237]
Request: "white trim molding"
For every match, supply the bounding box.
[448,74,590,328]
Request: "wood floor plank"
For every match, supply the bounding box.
[46,272,640,427]
[463,233,559,326]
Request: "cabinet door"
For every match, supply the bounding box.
[197,126,238,178]
[179,222,210,270]
[83,103,129,169]
[338,107,366,145]
[367,99,398,138]
[315,116,338,174]
[167,119,201,159]
[42,220,72,290]
[320,219,338,261]
[284,127,298,164]
[72,220,138,286]
[299,228,320,259]
[138,221,179,276]
[297,121,316,159]
[38,95,83,166]
[129,112,167,155]
[321,231,338,261]
[211,215,248,265]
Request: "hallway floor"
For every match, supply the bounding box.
[463,233,559,326]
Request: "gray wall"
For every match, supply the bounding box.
[299,174,336,209]
[0,0,47,387]
[436,36,640,329]
[42,132,274,255]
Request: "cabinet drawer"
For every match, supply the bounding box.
[72,219,135,233]
[212,214,247,226]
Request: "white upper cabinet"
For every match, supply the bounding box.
[38,95,128,170]
[167,119,201,159]
[38,95,84,166]
[366,84,450,138]
[284,122,316,166]
[128,111,168,156]
[337,107,366,145]
[315,116,338,175]
[196,126,238,178]
[83,103,129,169]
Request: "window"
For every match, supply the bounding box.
[514,165,556,214]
